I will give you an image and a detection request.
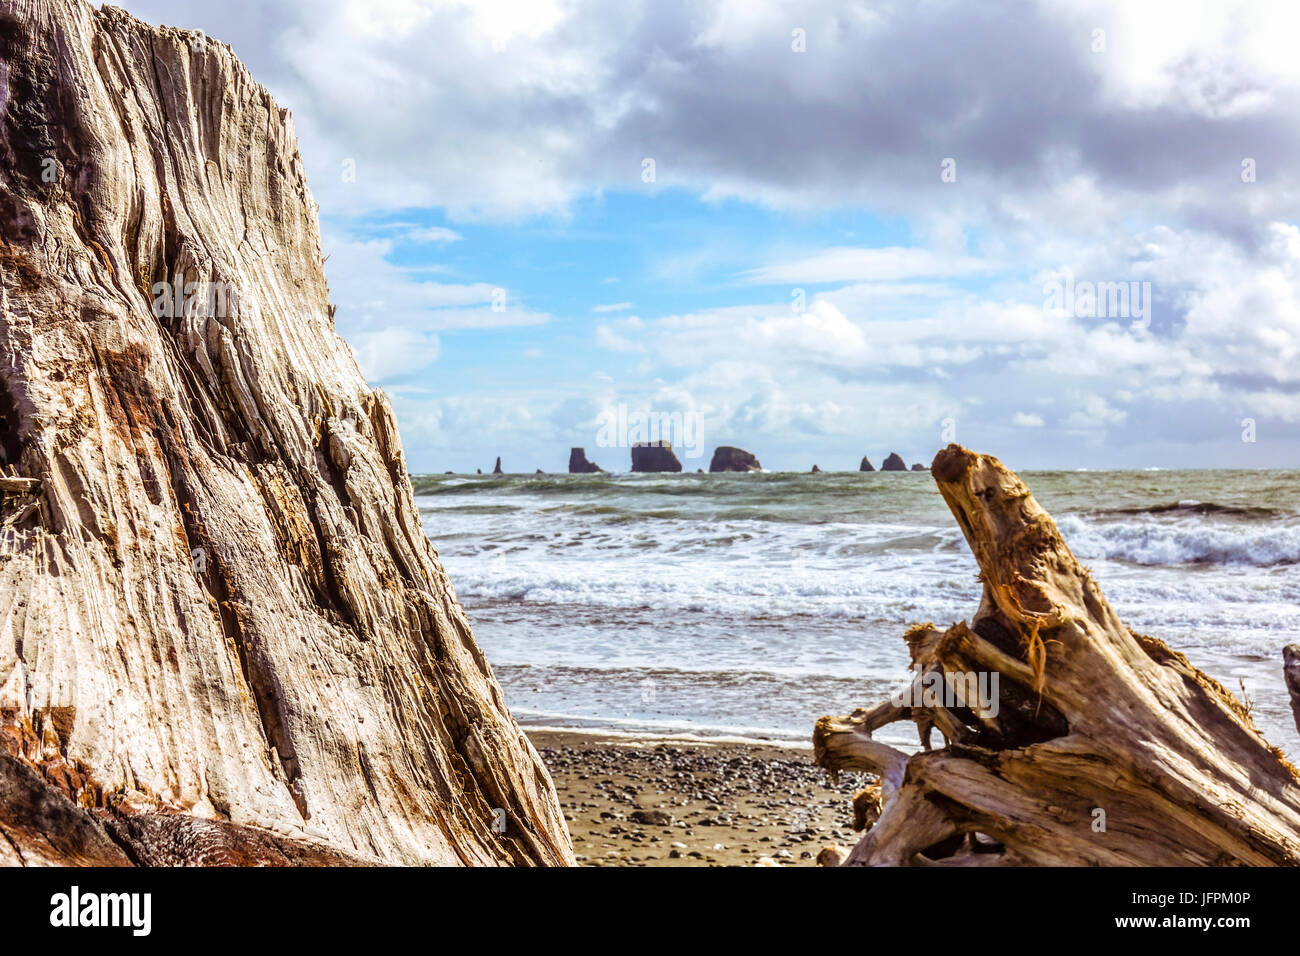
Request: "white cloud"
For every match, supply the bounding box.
[595,323,643,352]
[403,226,464,244]
[1067,394,1129,430]
[349,327,440,381]
[743,247,991,285]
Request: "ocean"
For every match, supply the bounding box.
[413,468,1300,759]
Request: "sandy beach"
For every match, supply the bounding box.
[529,730,872,867]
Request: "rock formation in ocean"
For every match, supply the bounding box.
[810,465,822,474]
[708,446,761,473]
[1285,645,1300,735]
[492,457,504,475]
[568,447,603,473]
[815,445,1300,865]
[0,0,571,867]
[630,442,682,472]
[881,452,907,471]
[911,463,928,471]
[859,456,875,472]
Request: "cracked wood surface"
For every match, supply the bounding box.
[0,0,571,865]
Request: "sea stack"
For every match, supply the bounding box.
[881,452,907,471]
[631,442,683,472]
[708,446,762,473]
[0,2,569,866]
[859,456,876,472]
[568,447,604,473]
[810,465,822,473]
[493,456,504,475]
[911,463,928,471]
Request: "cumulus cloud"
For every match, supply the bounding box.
[119,0,1300,227]
[112,0,1300,467]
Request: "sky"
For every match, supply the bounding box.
[115,0,1300,472]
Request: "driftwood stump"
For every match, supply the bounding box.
[0,0,571,865]
[815,444,1300,866]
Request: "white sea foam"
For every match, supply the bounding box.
[1056,514,1300,566]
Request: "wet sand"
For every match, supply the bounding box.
[529,730,872,867]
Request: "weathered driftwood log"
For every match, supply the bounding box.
[0,0,571,865]
[815,444,1300,866]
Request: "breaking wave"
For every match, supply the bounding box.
[1056,514,1300,567]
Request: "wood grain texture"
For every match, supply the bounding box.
[816,444,1300,866]
[0,0,571,866]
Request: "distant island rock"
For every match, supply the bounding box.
[882,452,907,471]
[911,463,928,471]
[568,447,605,473]
[492,456,503,475]
[631,441,683,472]
[709,446,762,472]
[859,456,875,472]
[810,464,822,473]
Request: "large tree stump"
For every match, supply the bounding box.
[0,0,571,865]
[815,444,1300,866]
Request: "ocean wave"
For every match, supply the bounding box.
[1089,500,1283,520]
[411,471,937,501]
[411,475,614,495]
[450,564,977,619]
[516,719,814,747]
[1057,514,1300,566]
